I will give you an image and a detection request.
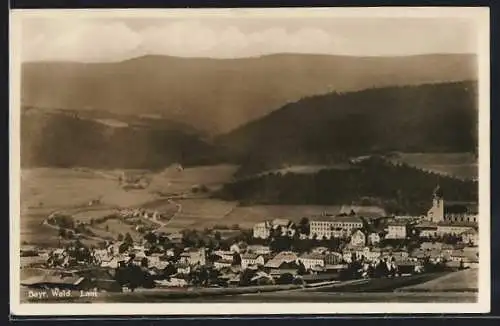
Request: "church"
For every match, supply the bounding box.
[426,185,478,224]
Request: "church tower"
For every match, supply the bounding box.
[427,185,444,222]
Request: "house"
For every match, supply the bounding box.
[420,242,444,251]
[250,271,275,285]
[367,233,381,245]
[390,249,409,260]
[449,248,479,264]
[350,230,366,247]
[230,243,241,253]
[415,221,439,238]
[214,250,234,261]
[385,222,407,239]
[167,232,183,244]
[271,219,295,237]
[363,247,382,261]
[155,278,188,288]
[426,186,478,224]
[93,249,109,262]
[309,215,364,240]
[176,264,191,274]
[324,252,343,265]
[461,228,479,246]
[436,223,475,236]
[148,254,168,270]
[246,245,271,255]
[342,249,357,263]
[241,253,265,269]
[100,257,122,269]
[298,253,325,270]
[253,221,271,239]
[179,248,206,266]
[311,247,329,254]
[264,251,298,269]
[213,259,233,270]
[269,261,299,277]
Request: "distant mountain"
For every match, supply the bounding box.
[20,108,222,169]
[21,53,477,134]
[217,81,478,176]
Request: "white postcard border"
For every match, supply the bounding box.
[9,7,491,316]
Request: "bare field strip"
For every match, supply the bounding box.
[397,269,478,292]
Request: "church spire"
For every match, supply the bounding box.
[433,184,443,199]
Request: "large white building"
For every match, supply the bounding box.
[253,219,295,239]
[309,216,364,240]
[253,221,272,239]
[385,222,407,239]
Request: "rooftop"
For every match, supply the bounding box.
[299,253,325,260]
[241,253,262,260]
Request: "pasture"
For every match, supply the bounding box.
[19,165,238,241]
[397,268,478,292]
[388,152,478,180]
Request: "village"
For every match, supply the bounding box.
[20,185,479,298]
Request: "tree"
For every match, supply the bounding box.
[232,253,242,266]
[124,233,134,245]
[114,264,149,292]
[162,264,177,279]
[117,233,124,241]
[297,260,307,275]
[58,228,67,238]
[298,217,310,235]
[144,232,157,244]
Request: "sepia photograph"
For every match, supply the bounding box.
[9,7,490,315]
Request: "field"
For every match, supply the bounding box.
[91,219,143,241]
[397,268,478,292]
[388,152,478,180]
[19,166,238,245]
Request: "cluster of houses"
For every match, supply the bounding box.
[21,186,479,292]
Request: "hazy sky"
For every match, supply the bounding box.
[19,15,479,62]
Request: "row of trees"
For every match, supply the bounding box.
[216,157,478,215]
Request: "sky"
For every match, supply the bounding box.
[18,14,479,62]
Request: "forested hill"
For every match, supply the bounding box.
[20,109,223,169]
[214,157,478,215]
[218,81,478,176]
[22,53,476,134]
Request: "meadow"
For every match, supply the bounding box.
[388,152,478,180]
[19,165,239,244]
[397,268,478,292]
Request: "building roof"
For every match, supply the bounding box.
[241,253,262,260]
[334,216,364,223]
[415,221,438,229]
[299,253,325,260]
[272,219,291,226]
[264,252,298,268]
[387,222,407,227]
